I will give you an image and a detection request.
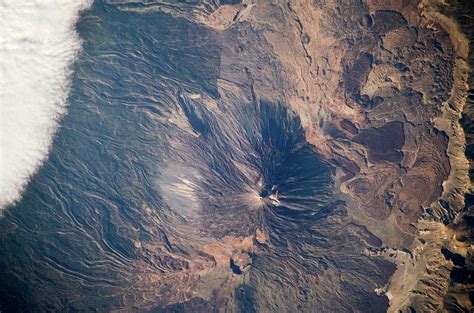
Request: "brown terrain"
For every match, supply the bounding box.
[132,0,471,311]
[107,0,473,311]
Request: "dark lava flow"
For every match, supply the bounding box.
[0,2,395,312]
[170,97,336,238]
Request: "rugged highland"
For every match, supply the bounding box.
[0,0,472,312]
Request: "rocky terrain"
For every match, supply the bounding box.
[117,0,472,310]
[0,0,471,312]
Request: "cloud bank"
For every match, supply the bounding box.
[0,0,91,213]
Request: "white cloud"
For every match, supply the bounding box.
[0,0,92,213]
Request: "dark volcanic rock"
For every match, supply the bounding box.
[354,122,405,163]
